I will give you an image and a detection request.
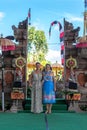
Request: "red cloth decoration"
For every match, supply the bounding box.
[76,42,87,48]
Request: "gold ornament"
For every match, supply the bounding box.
[15,56,26,70]
[66,56,77,69]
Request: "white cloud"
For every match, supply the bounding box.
[0,12,5,21]
[45,10,83,23]
[46,49,61,64]
[64,13,83,22]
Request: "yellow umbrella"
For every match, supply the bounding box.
[27,62,36,70]
[27,62,43,70]
[52,62,63,76]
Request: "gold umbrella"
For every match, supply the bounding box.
[52,61,63,76]
[27,62,43,70]
[27,62,36,70]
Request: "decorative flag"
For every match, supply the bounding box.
[0,45,2,55]
[49,21,62,37]
[85,0,87,8]
[49,21,64,65]
[28,8,31,25]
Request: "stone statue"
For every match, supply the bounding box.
[12,18,28,41]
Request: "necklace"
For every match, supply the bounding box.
[45,70,51,74]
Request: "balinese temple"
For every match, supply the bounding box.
[0,1,87,113]
[64,0,87,111]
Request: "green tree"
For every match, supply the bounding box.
[27,26,48,62]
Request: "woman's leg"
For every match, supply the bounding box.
[45,104,49,113]
[48,104,52,113]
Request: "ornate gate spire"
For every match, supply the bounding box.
[84,0,87,35]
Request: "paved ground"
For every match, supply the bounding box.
[0,112,87,130]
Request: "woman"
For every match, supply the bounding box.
[42,64,56,114]
[29,62,43,113]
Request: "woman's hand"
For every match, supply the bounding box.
[29,83,32,87]
[54,87,56,91]
[41,80,44,86]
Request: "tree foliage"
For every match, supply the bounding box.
[27,26,48,62]
[28,27,48,53]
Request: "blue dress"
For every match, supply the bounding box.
[42,71,56,104]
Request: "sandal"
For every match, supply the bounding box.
[48,110,51,114]
[45,110,49,114]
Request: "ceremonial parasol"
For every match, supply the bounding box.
[27,62,36,69]
[52,61,63,76]
[27,62,43,70]
[0,36,15,111]
[0,37,15,52]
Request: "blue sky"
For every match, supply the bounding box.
[0,0,85,63]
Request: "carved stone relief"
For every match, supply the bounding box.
[76,71,87,88]
[81,48,87,58]
[4,70,14,85]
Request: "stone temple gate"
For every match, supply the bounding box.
[0,17,28,111]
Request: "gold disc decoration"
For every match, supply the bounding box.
[66,56,77,69]
[15,56,26,70]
